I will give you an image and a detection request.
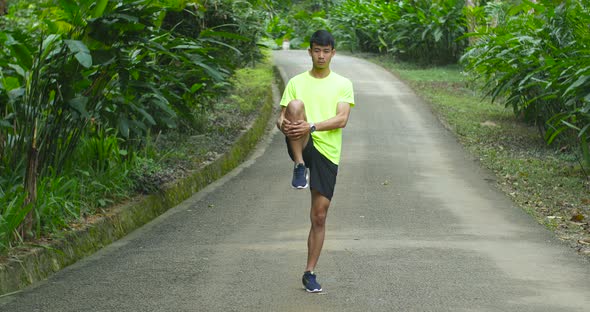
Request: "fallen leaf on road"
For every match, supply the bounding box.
[480,121,498,127]
[570,214,585,222]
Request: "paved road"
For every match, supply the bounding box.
[1,50,589,312]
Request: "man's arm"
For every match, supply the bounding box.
[282,102,351,140]
[314,101,352,132]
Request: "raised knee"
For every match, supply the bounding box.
[288,99,304,108]
[286,99,305,117]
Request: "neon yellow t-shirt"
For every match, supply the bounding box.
[280,71,355,165]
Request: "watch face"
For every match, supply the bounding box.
[311,124,316,133]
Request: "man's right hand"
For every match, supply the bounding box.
[283,119,309,140]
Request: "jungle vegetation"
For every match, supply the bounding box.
[2,0,588,254]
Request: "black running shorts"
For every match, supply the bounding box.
[286,135,338,201]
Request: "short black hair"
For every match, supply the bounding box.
[309,30,335,49]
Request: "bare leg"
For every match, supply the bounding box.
[306,189,331,271]
[285,99,309,164]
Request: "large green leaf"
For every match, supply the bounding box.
[8,64,26,78]
[74,53,93,68]
[1,77,20,92]
[68,96,90,119]
[64,40,93,68]
[92,0,109,18]
[0,119,11,128]
[564,75,589,96]
[118,116,130,138]
[8,44,33,70]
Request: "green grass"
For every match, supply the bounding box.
[392,63,466,83]
[368,54,590,254]
[151,53,275,168]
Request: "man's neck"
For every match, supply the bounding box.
[309,68,331,79]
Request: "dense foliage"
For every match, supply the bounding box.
[0,0,266,251]
[265,0,468,64]
[2,0,589,254]
[331,0,468,64]
[462,0,590,167]
[265,0,331,49]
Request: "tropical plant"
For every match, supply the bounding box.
[462,0,590,168]
[0,184,29,250]
[330,0,468,64]
[391,0,467,64]
[0,0,266,250]
[330,0,395,52]
[265,0,331,49]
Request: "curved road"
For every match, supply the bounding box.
[1,50,589,311]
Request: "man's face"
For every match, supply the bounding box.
[308,43,335,70]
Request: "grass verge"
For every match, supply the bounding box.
[366,54,590,258]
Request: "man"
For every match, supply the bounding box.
[276,30,355,293]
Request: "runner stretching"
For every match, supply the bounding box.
[276,30,355,293]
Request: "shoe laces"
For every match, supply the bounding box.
[293,164,305,178]
[304,271,320,287]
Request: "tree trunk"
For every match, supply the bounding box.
[465,0,477,45]
[0,131,4,162]
[20,122,39,240]
[0,0,7,16]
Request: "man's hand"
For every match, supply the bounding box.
[282,119,310,140]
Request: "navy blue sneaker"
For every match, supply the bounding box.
[302,271,322,293]
[291,163,308,189]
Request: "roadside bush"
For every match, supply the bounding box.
[330,0,394,52]
[462,0,590,168]
[0,181,28,251]
[0,0,266,251]
[330,0,467,64]
[265,0,330,49]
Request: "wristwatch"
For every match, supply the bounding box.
[310,123,316,133]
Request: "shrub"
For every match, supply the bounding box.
[330,0,468,64]
[462,0,590,168]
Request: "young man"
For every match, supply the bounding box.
[276,30,355,293]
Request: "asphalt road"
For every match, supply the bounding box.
[1,50,589,312]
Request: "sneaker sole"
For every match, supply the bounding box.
[303,286,322,293]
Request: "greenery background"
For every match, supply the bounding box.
[1,0,589,258]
